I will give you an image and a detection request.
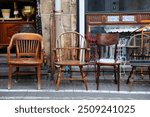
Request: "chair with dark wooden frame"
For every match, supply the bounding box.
[54,31,89,90]
[7,33,44,89]
[126,26,150,86]
[96,33,120,91]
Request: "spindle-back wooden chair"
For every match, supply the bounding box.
[7,33,44,89]
[54,31,89,90]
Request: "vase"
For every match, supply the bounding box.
[1,9,10,19]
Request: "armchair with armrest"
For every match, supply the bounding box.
[53,31,89,90]
[7,33,44,89]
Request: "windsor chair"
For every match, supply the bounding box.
[54,31,89,90]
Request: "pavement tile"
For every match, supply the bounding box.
[0,73,150,100]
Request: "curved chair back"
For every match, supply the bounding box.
[127,33,150,60]
[56,31,87,62]
[96,33,119,59]
[7,33,44,90]
[8,33,44,59]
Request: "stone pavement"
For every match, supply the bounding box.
[0,72,150,100]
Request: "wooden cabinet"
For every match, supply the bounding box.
[86,13,150,35]
[0,21,34,45]
[0,0,36,46]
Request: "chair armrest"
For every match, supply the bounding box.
[7,41,14,63]
[41,49,45,63]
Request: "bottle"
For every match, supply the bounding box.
[14,2,19,18]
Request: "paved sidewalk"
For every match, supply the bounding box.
[0,73,150,100]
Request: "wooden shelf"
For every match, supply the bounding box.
[0,17,22,21]
[0,0,36,46]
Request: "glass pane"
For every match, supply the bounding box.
[86,0,105,12]
[119,0,150,12]
[86,0,150,13]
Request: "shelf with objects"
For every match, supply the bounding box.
[0,0,42,53]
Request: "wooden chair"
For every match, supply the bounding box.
[96,33,120,91]
[126,31,150,85]
[7,33,44,89]
[54,31,89,90]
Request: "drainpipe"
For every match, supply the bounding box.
[55,0,62,41]
[79,0,85,36]
[51,0,62,80]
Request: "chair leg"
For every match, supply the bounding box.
[56,67,62,91]
[96,64,100,90]
[94,62,97,78]
[69,66,72,78]
[37,65,41,90]
[126,66,135,84]
[15,67,19,83]
[50,62,56,81]
[148,67,150,80]
[117,64,120,91]
[35,67,38,82]
[8,65,12,89]
[79,66,88,90]
[114,66,117,84]
[128,67,136,91]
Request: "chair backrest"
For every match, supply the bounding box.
[96,33,119,59]
[9,33,44,59]
[56,31,87,62]
[128,33,150,60]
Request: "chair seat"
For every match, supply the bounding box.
[55,60,88,66]
[9,58,42,65]
[97,58,120,64]
[95,33,120,91]
[130,60,150,65]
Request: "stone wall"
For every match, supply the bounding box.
[40,0,77,58]
[61,0,77,31]
[40,0,54,58]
